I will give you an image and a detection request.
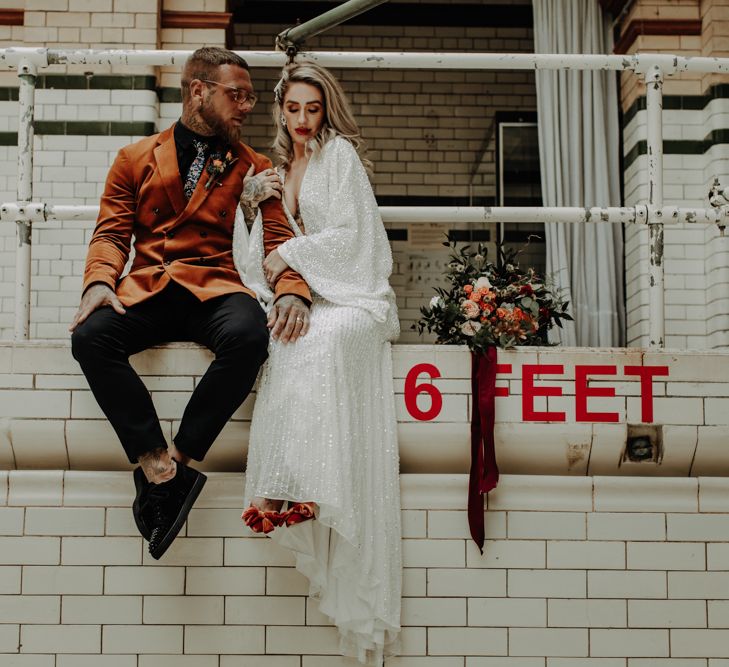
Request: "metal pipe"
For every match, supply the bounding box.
[1,48,728,73]
[14,58,36,341]
[1,203,726,227]
[276,0,390,52]
[646,64,665,349]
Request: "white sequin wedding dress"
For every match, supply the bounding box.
[233,136,402,665]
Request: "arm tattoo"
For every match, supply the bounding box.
[240,200,258,227]
[242,175,268,206]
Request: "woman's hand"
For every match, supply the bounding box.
[241,164,282,207]
[263,248,290,286]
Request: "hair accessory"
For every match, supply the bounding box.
[273,75,286,104]
[280,114,287,127]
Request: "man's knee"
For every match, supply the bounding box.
[219,316,269,361]
[71,311,115,363]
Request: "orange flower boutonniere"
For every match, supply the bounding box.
[205,149,239,190]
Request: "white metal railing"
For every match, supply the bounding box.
[2,47,729,345]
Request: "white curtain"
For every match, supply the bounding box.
[533,0,625,346]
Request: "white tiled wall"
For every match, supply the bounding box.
[622,101,729,349]
[1,341,728,477]
[1,471,729,664]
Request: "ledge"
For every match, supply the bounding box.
[1,342,728,475]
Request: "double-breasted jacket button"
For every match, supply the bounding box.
[153,207,160,215]
[165,230,174,239]
[219,209,227,218]
[199,257,207,264]
[199,231,208,238]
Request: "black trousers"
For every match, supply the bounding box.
[71,281,269,464]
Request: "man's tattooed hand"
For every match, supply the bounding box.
[240,164,282,208]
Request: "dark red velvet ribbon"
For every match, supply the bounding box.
[468,347,500,554]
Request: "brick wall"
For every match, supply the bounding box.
[0,6,539,342]
[619,0,729,348]
[2,470,729,664]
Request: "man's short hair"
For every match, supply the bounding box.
[181,47,249,101]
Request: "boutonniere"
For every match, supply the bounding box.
[205,149,239,190]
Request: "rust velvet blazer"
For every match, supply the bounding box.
[83,123,311,307]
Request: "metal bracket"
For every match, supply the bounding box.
[709,177,728,236]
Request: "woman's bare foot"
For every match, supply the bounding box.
[250,496,284,512]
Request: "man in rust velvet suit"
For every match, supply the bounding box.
[70,47,311,560]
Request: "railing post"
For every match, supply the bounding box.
[646,64,665,348]
[14,58,36,341]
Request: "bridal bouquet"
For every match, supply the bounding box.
[414,240,572,350]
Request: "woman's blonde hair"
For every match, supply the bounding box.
[272,61,372,173]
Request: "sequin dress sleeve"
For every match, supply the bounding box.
[276,137,398,336]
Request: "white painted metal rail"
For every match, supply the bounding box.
[2,47,729,346]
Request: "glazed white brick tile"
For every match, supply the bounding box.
[22,565,103,594]
[588,571,667,599]
[24,507,105,536]
[143,595,224,625]
[593,478,699,513]
[0,507,24,535]
[265,566,309,596]
[508,570,586,598]
[589,629,669,657]
[508,628,588,657]
[224,596,305,625]
[708,601,729,627]
[225,537,296,567]
[184,566,265,596]
[467,660,545,667]
[103,566,185,595]
[708,544,729,571]
[8,470,63,506]
[627,542,705,570]
[427,568,505,597]
[668,573,729,599]
[628,600,707,628]
[401,597,467,626]
[668,516,729,542]
[547,599,627,628]
[0,566,21,593]
[507,512,586,540]
[20,624,100,653]
[547,541,625,569]
[62,595,142,624]
[587,513,666,541]
[427,627,507,655]
[141,537,224,567]
[219,658,295,667]
[263,626,340,654]
[0,623,19,652]
[101,625,183,654]
[468,597,547,627]
[0,595,60,623]
[671,630,729,657]
[61,536,141,565]
[402,538,465,567]
[467,539,546,569]
[0,656,56,667]
[184,625,265,654]
[0,536,60,565]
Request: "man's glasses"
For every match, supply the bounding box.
[201,80,258,108]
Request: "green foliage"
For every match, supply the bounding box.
[414,240,573,351]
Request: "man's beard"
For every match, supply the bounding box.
[199,103,242,146]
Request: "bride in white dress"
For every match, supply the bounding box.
[233,62,401,665]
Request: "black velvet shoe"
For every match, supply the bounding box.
[132,466,152,541]
[145,461,207,560]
